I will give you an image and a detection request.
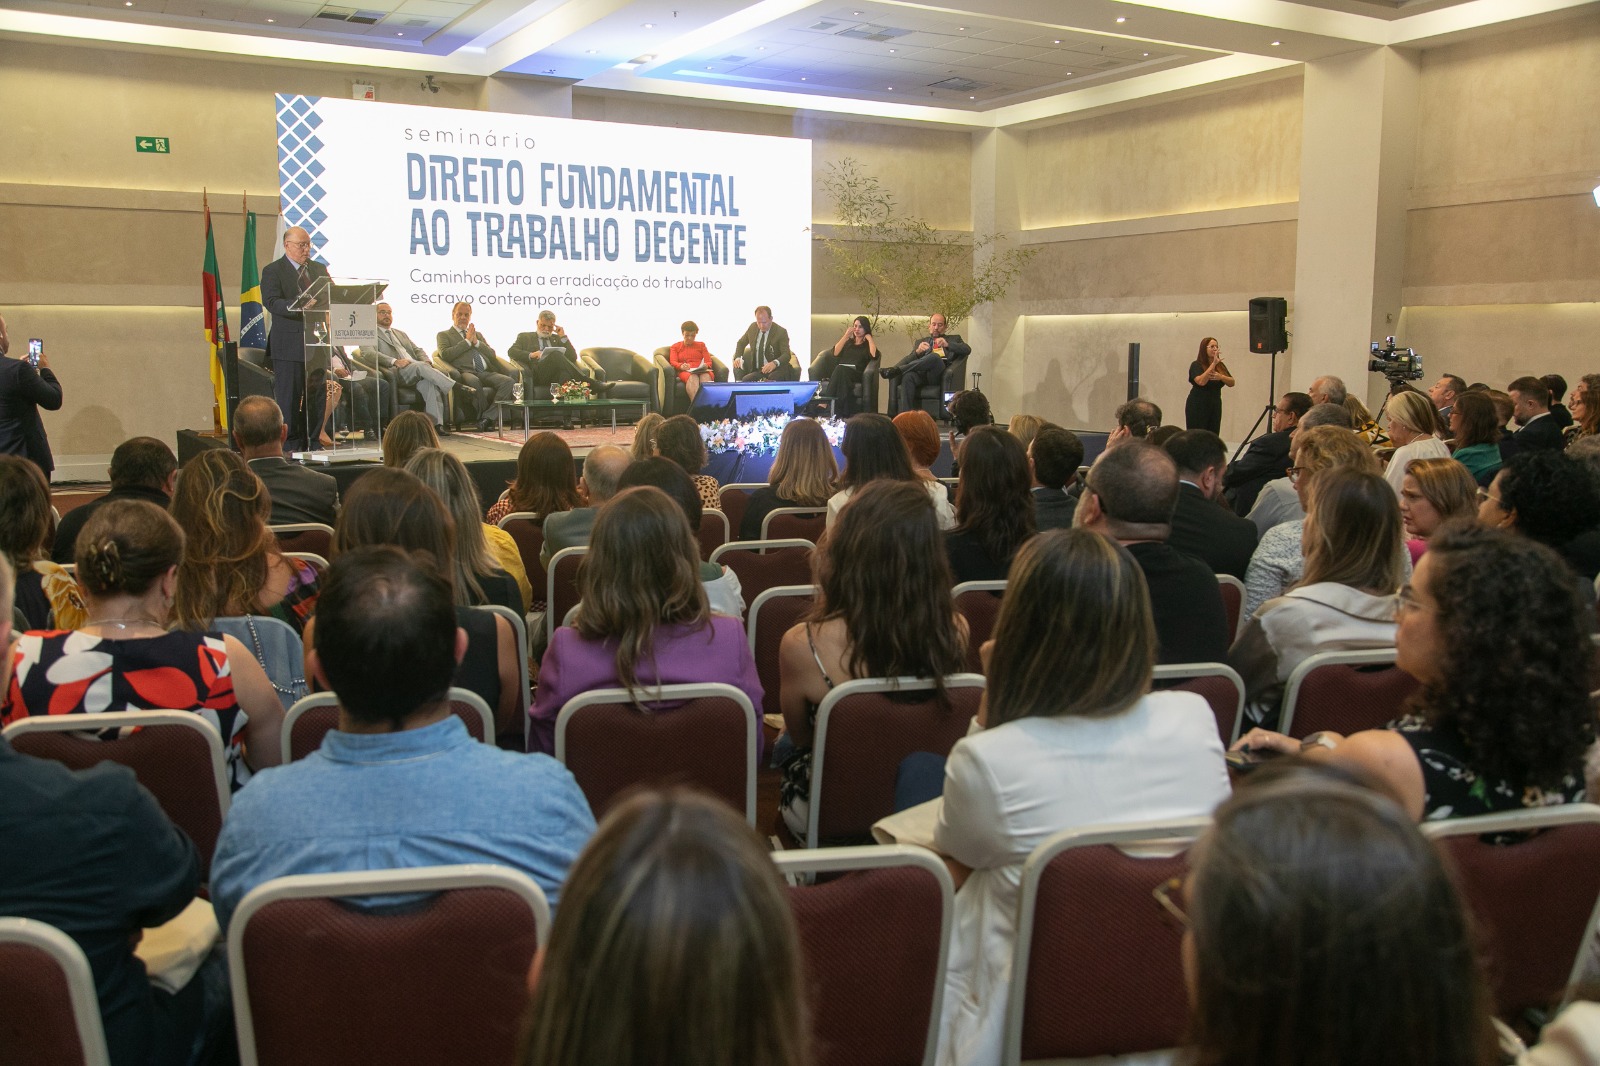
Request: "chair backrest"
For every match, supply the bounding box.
[281,551,328,581]
[3,711,229,880]
[1280,648,1415,737]
[281,688,494,763]
[1005,819,1210,1065]
[774,846,954,1066]
[698,508,730,561]
[1216,574,1245,642]
[494,512,548,590]
[270,523,334,558]
[545,546,588,643]
[0,918,111,1066]
[554,683,758,825]
[229,864,549,1066]
[716,483,765,539]
[746,584,819,721]
[952,580,1006,674]
[473,603,531,745]
[1151,662,1246,746]
[580,346,646,383]
[1423,804,1600,1018]
[212,615,309,712]
[763,507,827,542]
[807,675,986,847]
[710,541,815,607]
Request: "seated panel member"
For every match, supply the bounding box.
[668,321,716,402]
[508,309,608,393]
[731,305,797,382]
[881,312,971,416]
[360,301,459,434]
[436,300,517,431]
[329,346,392,437]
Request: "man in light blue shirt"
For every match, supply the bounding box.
[210,546,595,932]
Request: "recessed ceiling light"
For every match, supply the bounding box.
[888,48,895,52]
[1115,15,1127,22]
[1142,51,1149,56]
[1053,39,1061,44]
[641,22,653,28]
[395,31,402,36]
[639,54,655,61]
[757,45,765,50]
[800,76,807,80]
[265,16,273,21]
[1270,40,1281,46]
[705,65,713,70]
[1065,71,1072,75]
[969,95,975,99]
[585,49,597,54]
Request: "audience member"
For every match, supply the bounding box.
[0,313,63,478]
[827,412,954,530]
[1400,458,1478,563]
[52,436,176,563]
[5,499,283,787]
[1075,441,1229,665]
[0,454,85,629]
[616,457,744,617]
[947,389,993,437]
[1479,450,1600,581]
[406,447,527,612]
[1027,425,1081,531]
[1382,389,1451,495]
[1006,413,1045,452]
[1164,429,1258,579]
[779,479,967,840]
[211,545,595,932]
[328,468,521,733]
[1501,375,1563,458]
[528,486,762,756]
[1449,390,1505,484]
[1428,372,1467,427]
[630,411,665,461]
[1146,424,1182,448]
[233,395,339,526]
[379,409,441,469]
[927,527,1229,1066]
[1487,388,1517,432]
[517,789,809,1066]
[741,417,837,540]
[487,431,582,526]
[1230,468,1403,726]
[654,413,720,511]
[1564,373,1600,446]
[1544,372,1573,429]
[540,443,632,565]
[1567,434,1600,485]
[1242,426,1385,618]
[1307,374,1347,408]
[893,408,944,480]
[1235,522,1591,820]
[1342,393,1379,443]
[1223,391,1311,515]
[1182,765,1498,1066]
[1107,397,1162,446]
[944,426,1035,583]
[1243,401,1351,535]
[170,448,319,634]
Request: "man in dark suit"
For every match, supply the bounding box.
[730,306,797,382]
[0,314,63,478]
[52,437,176,563]
[260,226,331,452]
[1076,441,1229,665]
[1223,391,1311,516]
[436,301,516,431]
[1500,375,1565,458]
[508,309,609,393]
[1028,425,1082,531]
[1428,373,1465,436]
[882,313,971,415]
[233,396,339,526]
[1164,429,1258,580]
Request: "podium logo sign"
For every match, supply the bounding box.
[135,136,170,154]
[331,303,378,346]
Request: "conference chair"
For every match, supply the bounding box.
[0,918,111,1066]
[699,508,731,561]
[952,579,1006,673]
[710,540,814,607]
[269,522,334,558]
[716,482,766,539]
[800,675,986,848]
[473,603,532,747]
[229,864,550,1066]
[281,688,494,764]
[652,347,730,416]
[1216,574,1245,642]
[494,512,547,593]
[3,711,230,880]
[554,682,759,825]
[544,547,588,644]
[774,846,952,1066]
[211,615,309,712]
[762,506,827,542]
[1151,662,1246,746]
[746,584,819,722]
[1004,818,1211,1065]
[1279,648,1417,738]
[889,351,968,422]
[578,346,659,414]
[807,346,881,417]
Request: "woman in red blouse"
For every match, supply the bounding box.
[668,321,715,402]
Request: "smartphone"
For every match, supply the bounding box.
[26,339,42,367]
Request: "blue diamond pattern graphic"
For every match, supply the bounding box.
[276,94,333,264]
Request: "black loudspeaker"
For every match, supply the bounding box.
[1248,297,1288,354]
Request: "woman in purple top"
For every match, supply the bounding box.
[529,485,763,755]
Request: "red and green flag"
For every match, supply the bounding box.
[202,194,230,428]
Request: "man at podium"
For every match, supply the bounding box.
[260,226,331,451]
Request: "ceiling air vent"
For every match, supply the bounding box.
[313,6,383,23]
[404,18,428,26]
[835,23,910,42]
[929,76,983,92]
[807,19,842,32]
[720,54,749,62]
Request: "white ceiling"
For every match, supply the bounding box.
[1,0,1592,123]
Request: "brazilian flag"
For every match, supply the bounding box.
[239,210,267,350]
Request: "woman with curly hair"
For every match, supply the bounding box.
[171,449,319,634]
[1448,390,1504,484]
[740,418,838,541]
[1564,373,1600,446]
[827,413,954,530]
[486,431,582,526]
[0,454,85,630]
[653,414,720,511]
[1399,457,1478,563]
[944,426,1035,583]
[1478,450,1600,581]
[1234,522,1591,820]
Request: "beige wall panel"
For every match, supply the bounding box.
[1397,304,1600,394]
[570,92,796,137]
[1020,78,1302,229]
[1404,196,1600,304]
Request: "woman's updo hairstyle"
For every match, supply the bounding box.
[75,499,185,597]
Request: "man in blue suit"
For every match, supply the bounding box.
[260,226,331,451]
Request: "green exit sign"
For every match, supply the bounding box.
[135,136,171,154]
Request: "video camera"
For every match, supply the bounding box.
[1368,337,1422,383]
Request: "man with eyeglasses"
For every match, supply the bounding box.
[261,226,332,451]
[1223,391,1312,516]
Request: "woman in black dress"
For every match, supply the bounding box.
[823,316,879,417]
[1185,336,1235,433]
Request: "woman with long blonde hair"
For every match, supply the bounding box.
[380,410,439,468]
[405,447,529,611]
[741,418,838,540]
[1382,389,1450,496]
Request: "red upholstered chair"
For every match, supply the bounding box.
[711,541,815,609]
[774,846,953,1066]
[270,522,334,558]
[1216,574,1244,642]
[555,683,758,825]
[763,507,827,543]
[471,604,533,746]
[1423,804,1600,1020]
[717,483,764,540]
[495,512,548,593]
[1004,819,1210,1065]
[544,546,588,643]
[952,580,1006,674]
[802,675,986,849]
[1279,649,1416,738]
[281,688,494,763]
[0,918,112,1066]
[1152,662,1246,746]
[228,864,549,1066]
[746,585,819,722]
[4,711,230,880]
[698,508,730,561]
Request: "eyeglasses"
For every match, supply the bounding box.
[286,240,311,248]
[1476,487,1505,508]
[1152,876,1190,930]
[1286,466,1308,483]
[1395,583,1433,617]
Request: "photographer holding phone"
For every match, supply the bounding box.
[0,314,63,479]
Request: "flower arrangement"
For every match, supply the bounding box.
[552,380,593,403]
[699,414,847,457]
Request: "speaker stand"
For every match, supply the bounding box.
[1230,348,1282,464]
